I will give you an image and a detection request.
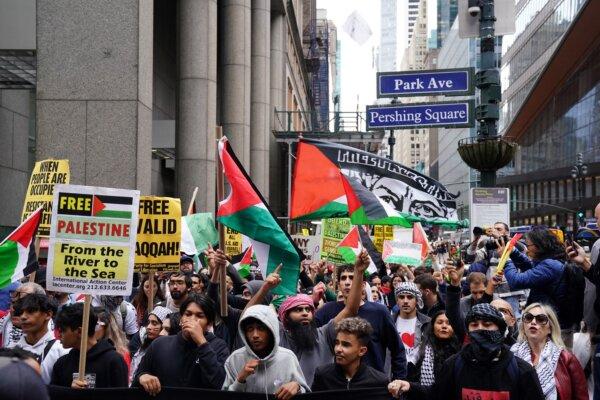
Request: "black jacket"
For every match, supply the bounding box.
[131,331,229,389]
[311,361,389,391]
[50,338,128,388]
[410,346,544,400]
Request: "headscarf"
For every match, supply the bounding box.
[149,306,171,323]
[464,303,507,334]
[394,282,424,309]
[277,294,314,327]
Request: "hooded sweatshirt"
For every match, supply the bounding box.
[222,305,310,394]
[50,338,128,388]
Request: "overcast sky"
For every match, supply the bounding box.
[317,0,438,114]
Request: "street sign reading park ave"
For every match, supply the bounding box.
[377,68,474,97]
[366,100,475,130]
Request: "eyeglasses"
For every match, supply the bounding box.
[522,313,549,325]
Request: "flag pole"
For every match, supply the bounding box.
[77,294,92,383]
[28,237,41,283]
[216,126,228,317]
[186,187,199,215]
[148,272,154,311]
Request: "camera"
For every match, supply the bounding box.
[468,0,481,17]
[484,235,509,251]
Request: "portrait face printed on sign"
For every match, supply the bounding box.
[349,171,458,220]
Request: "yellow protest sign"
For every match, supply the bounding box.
[320,218,352,264]
[46,184,139,296]
[373,225,394,252]
[135,196,182,272]
[224,227,242,256]
[21,159,70,237]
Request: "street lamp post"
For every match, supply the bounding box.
[571,152,588,229]
[388,130,396,160]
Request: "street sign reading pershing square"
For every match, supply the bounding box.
[366,100,475,130]
[377,68,474,97]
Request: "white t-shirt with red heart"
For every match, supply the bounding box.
[395,316,418,365]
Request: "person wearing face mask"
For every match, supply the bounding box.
[390,303,544,400]
[511,303,587,400]
[387,311,460,399]
[129,306,171,385]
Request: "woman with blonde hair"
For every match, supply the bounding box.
[511,303,587,400]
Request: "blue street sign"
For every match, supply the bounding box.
[377,68,474,97]
[366,100,475,130]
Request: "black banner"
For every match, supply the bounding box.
[303,139,459,221]
[48,386,394,400]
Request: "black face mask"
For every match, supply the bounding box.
[467,329,504,361]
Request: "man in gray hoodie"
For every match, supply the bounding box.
[222,304,310,399]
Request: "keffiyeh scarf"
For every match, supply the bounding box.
[511,340,561,400]
[420,344,436,386]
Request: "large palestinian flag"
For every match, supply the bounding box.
[217,137,304,296]
[291,139,465,227]
[0,207,43,288]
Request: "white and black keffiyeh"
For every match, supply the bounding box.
[511,340,561,400]
[419,344,436,386]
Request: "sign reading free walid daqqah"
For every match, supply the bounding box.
[46,184,140,296]
[135,196,181,273]
[21,159,70,238]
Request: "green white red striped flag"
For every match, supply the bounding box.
[337,225,377,274]
[216,137,304,296]
[92,195,133,219]
[0,207,43,289]
[234,245,253,278]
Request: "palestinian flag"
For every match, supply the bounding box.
[217,137,304,296]
[0,207,43,289]
[92,195,133,219]
[342,174,419,227]
[234,245,253,278]
[291,139,466,228]
[290,141,347,221]
[413,222,432,260]
[337,226,377,274]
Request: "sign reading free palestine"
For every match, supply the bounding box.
[46,184,140,296]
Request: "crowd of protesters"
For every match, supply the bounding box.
[1,202,600,400]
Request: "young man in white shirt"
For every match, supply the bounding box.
[14,293,69,383]
[391,282,430,374]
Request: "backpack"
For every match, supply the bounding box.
[554,262,586,328]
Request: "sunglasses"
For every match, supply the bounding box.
[522,313,549,325]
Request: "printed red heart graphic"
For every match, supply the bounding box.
[401,332,415,347]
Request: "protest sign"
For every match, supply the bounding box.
[224,227,242,256]
[320,218,351,264]
[135,196,181,272]
[46,184,139,296]
[292,234,321,261]
[373,225,394,252]
[382,240,422,266]
[21,159,70,237]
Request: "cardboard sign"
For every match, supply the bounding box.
[320,218,352,264]
[46,184,139,296]
[373,225,394,252]
[382,241,422,266]
[135,196,181,272]
[224,227,242,256]
[292,234,321,261]
[21,159,70,237]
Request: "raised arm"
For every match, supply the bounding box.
[333,249,369,323]
[243,265,282,313]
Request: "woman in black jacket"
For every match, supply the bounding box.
[388,311,460,399]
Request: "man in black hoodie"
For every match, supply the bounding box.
[312,317,388,391]
[132,293,229,395]
[51,302,128,388]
